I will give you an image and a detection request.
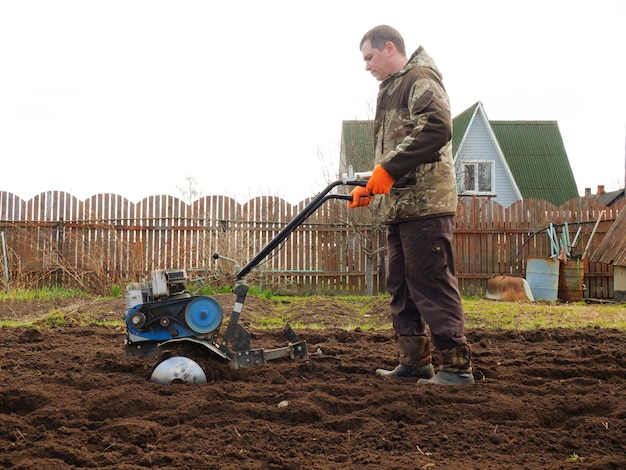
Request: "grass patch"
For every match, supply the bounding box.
[0,319,31,328]
[0,287,89,302]
[249,295,626,331]
[463,298,626,330]
[1,313,124,329]
[1,291,625,332]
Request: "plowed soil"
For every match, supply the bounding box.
[1,294,625,469]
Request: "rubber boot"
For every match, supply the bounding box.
[376,335,434,379]
[418,344,475,385]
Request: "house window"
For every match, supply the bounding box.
[463,162,493,193]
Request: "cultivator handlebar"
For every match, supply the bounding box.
[233,168,371,280]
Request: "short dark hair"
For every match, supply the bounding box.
[360,25,406,56]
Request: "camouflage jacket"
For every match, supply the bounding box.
[372,46,457,224]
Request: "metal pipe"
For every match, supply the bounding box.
[1,231,8,287]
[515,217,616,260]
[582,210,605,260]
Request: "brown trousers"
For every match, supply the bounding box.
[386,215,467,350]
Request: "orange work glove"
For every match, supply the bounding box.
[366,164,394,195]
[347,186,372,209]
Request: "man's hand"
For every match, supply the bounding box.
[365,164,394,194]
[347,186,372,209]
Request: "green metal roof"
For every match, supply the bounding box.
[490,120,579,205]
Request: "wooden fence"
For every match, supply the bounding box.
[0,190,622,298]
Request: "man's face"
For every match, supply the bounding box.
[361,39,392,81]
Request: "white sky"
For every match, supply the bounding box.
[1,0,625,204]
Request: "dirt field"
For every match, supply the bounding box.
[1,294,625,469]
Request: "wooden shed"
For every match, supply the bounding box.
[590,209,626,302]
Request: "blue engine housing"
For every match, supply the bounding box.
[124,294,223,357]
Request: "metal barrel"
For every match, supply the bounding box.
[558,259,585,302]
[526,257,560,301]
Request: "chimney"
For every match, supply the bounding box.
[597,185,605,195]
[584,188,591,196]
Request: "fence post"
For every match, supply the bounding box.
[55,218,64,287]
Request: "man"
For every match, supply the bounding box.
[348,25,474,385]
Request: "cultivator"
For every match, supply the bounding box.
[123,169,370,384]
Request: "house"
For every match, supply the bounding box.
[339,102,579,208]
[584,185,626,207]
[589,208,626,302]
[452,102,579,207]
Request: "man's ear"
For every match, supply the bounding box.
[385,41,396,56]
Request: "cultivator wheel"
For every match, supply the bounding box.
[150,343,238,384]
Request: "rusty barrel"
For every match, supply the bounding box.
[558,259,585,302]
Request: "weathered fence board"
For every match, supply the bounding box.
[0,190,622,297]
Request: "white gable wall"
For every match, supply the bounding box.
[454,105,522,208]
